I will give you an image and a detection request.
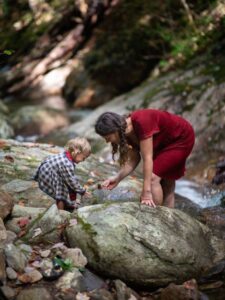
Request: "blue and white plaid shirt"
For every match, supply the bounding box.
[34,151,85,203]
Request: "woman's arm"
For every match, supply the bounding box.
[102,148,140,190]
[140,137,156,207]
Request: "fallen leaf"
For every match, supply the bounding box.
[17,218,29,228]
[32,228,42,238]
[86,178,95,185]
[0,140,7,148]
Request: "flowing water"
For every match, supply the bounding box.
[176,179,224,208]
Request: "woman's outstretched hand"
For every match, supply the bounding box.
[101,177,119,190]
[140,191,156,207]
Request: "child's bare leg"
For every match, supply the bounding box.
[57,200,65,210]
[151,173,163,206]
[161,179,175,208]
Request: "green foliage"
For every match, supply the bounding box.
[3,49,14,55]
[53,257,74,271]
[84,0,219,92]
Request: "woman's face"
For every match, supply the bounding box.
[103,132,120,144]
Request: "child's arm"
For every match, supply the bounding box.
[60,163,86,195]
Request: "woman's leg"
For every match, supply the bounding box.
[161,179,176,208]
[151,173,163,206]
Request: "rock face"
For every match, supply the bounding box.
[10,105,69,136]
[67,202,225,287]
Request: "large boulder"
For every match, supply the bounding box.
[10,105,69,136]
[66,202,225,287]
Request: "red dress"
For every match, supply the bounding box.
[130,109,195,180]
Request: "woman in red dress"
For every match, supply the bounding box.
[95,109,195,208]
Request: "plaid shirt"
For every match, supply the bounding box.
[34,151,85,202]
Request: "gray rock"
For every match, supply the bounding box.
[0,285,16,299]
[66,202,225,287]
[11,105,69,136]
[4,244,27,273]
[56,269,86,292]
[23,204,65,244]
[6,267,18,280]
[16,287,52,300]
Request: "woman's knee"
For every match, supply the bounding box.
[151,173,161,187]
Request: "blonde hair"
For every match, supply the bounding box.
[65,137,91,155]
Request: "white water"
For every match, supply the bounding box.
[176,179,223,208]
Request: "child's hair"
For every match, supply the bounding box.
[95,112,130,166]
[65,137,91,155]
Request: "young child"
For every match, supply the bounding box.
[34,137,91,211]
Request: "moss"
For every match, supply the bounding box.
[141,87,162,108]
[77,215,97,236]
[171,82,192,95]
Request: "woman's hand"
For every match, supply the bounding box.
[84,191,92,198]
[101,176,120,190]
[140,191,156,207]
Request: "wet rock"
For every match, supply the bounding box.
[4,243,27,272]
[198,206,225,240]
[16,287,53,300]
[67,202,225,287]
[0,190,13,219]
[175,195,202,219]
[199,259,225,282]
[212,159,225,185]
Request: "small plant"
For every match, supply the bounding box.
[53,256,74,272]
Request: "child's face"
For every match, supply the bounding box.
[73,150,90,163]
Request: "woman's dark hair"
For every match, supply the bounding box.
[95,112,130,165]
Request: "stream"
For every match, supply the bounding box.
[176,179,224,208]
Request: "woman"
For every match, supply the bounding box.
[95,109,195,208]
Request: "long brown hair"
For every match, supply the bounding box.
[95,112,130,165]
